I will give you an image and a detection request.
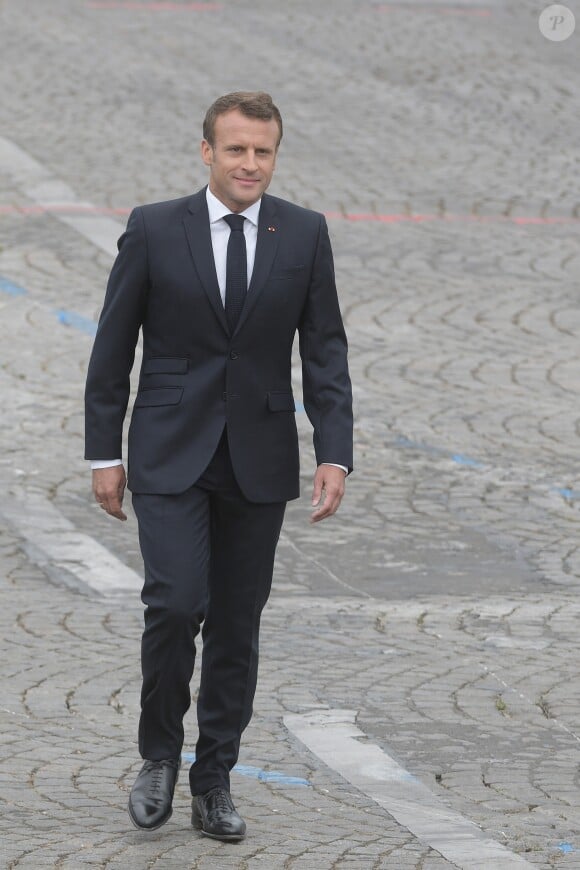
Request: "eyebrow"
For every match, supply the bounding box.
[224,143,274,153]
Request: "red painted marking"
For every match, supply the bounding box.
[375,4,491,15]
[325,211,580,225]
[1,204,578,225]
[87,1,221,10]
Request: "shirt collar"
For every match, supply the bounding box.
[206,186,261,227]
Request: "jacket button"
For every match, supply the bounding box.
[229,351,239,360]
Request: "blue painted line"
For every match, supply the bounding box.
[395,435,439,454]
[557,842,575,853]
[1,274,100,337]
[397,437,580,505]
[554,487,580,501]
[0,276,27,296]
[180,752,310,786]
[235,764,311,785]
[450,453,485,469]
[53,308,98,337]
[395,435,485,469]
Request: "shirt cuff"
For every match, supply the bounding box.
[90,459,123,470]
[322,462,348,474]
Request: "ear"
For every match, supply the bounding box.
[201,139,213,167]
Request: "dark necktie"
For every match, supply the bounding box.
[223,213,247,334]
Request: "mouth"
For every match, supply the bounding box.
[234,177,260,186]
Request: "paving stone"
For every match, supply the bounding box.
[1,0,580,867]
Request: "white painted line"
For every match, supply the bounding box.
[0,135,123,256]
[2,493,142,596]
[284,709,535,869]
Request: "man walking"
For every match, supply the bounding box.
[85,92,353,841]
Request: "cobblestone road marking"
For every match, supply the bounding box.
[0,135,122,256]
[285,708,537,869]
[1,493,142,596]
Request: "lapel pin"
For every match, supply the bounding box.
[267,226,276,232]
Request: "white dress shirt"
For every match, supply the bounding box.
[91,187,346,475]
[206,186,259,303]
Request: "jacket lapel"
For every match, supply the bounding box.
[233,194,279,336]
[182,188,229,336]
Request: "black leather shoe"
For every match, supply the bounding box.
[192,787,246,841]
[128,759,180,830]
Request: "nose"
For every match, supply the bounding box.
[241,149,258,173]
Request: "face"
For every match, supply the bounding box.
[201,109,280,212]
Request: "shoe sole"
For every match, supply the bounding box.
[128,800,173,832]
[200,829,246,842]
[191,807,245,841]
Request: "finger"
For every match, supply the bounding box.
[97,495,127,521]
[105,505,127,521]
[310,489,343,523]
[310,504,332,523]
[311,480,323,506]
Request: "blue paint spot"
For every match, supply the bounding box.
[0,276,27,296]
[395,435,436,453]
[450,453,485,469]
[53,308,97,337]
[394,435,484,468]
[555,487,580,501]
[236,765,311,786]
[180,752,310,786]
[295,401,304,413]
[557,842,575,853]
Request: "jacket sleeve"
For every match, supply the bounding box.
[84,207,149,460]
[298,215,354,473]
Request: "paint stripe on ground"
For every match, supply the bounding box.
[1,493,142,597]
[54,308,98,336]
[284,708,535,869]
[0,276,27,296]
[375,3,492,15]
[0,272,100,336]
[181,752,310,786]
[0,135,122,256]
[2,201,579,226]
[87,1,220,9]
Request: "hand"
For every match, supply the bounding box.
[92,465,127,521]
[310,464,346,523]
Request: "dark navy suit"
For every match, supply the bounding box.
[85,187,353,793]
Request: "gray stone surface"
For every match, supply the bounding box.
[1,0,580,866]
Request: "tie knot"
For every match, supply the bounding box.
[223,213,246,232]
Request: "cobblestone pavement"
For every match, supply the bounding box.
[1,0,580,866]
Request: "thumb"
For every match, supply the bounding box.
[311,474,323,506]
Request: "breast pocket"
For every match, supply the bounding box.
[269,265,306,281]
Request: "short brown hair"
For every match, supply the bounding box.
[203,91,283,149]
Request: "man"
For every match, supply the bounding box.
[85,92,353,841]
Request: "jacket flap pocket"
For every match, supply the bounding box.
[267,391,296,412]
[270,265,306,280]
[134,387,184,408]
[143,357,189,375]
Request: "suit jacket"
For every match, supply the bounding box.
[84,187,353,502]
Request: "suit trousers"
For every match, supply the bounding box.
[132,429,286,795]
